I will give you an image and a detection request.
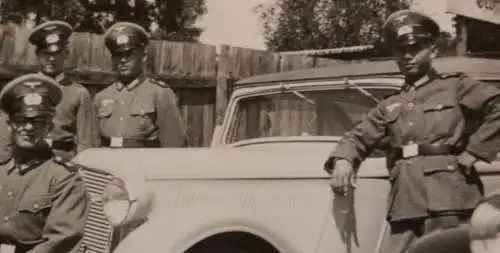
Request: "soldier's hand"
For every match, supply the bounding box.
[330,159,356,196]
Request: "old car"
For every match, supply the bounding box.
[74,56,500,253]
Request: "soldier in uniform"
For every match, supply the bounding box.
[324,10,500,253]
[94,22,187,148]
[0,73,88,253]
[28,20,94,159]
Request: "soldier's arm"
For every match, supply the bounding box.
[156,86,188,147]
[457,75,500,163]
[27,165,89,253]
[76,88,94,151]
[325,100,391,174]
[91,97,102,147]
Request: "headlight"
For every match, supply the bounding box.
[102,177,132,226]
[100,174,154,228]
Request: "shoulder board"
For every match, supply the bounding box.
[150,78,169,88]
[53,156,79,171]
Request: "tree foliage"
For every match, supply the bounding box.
[254,0,412,51]
[0,0,207,42]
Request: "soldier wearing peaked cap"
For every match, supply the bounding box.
[28,20,95,160]
[324,10,500,253]
[93,22,187,148]
[0,73,89,253]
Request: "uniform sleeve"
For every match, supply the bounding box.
[325,100,391,173]
[91,97,102,147]
[76,88,95,152]
[457,76,500,162]
[28,169,89,253]
[156,87,187,147]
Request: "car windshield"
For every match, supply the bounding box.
[226,86,397,144]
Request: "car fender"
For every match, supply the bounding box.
[112,214,311,253]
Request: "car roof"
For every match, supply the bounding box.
[235,56,500,85]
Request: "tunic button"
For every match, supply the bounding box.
[408,121,414,127]
[3,216,9,222]
[119,117,124,121]
[33,203,40,209]
[7,191,13,197]
[407,102,414,108]
[436,104,443,110]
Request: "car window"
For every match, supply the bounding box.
[226,87,397,144]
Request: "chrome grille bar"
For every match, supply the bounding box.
[79,167,114,253]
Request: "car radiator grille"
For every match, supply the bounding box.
[79,167,114,253]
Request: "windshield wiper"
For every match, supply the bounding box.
[279,83,316,105]
[343,78,381,104]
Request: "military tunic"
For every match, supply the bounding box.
[93,77,187,148]
[48,74,94,157]
[328,72,500,222]
[0,152,88,253]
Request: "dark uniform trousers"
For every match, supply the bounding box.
[0,152,89,253]
[50,75,94,160]
[328,72,500,253]
[93,77,187,148]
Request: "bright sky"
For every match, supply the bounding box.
[196,0,454,50]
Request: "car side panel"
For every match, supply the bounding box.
[113,179,336,253]
[316,177,390,253]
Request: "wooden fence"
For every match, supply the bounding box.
[0,24,345,147]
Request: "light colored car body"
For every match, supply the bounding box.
[75,57,500,253]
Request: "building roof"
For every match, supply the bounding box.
[236,56,500,85]
[279,45,375,57]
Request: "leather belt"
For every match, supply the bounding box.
[386,143,461,168]
[101,137,161,148]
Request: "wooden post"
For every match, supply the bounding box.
[456,15,468,56]
[215,45,231,125]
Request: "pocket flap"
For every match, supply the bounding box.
[97,100,114,118]
[421,97,455,112]
[130,104,155,116]
[423,156,459,174]
[18,195,55,213]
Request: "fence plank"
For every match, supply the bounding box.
[280,54,315,71]
[226,46,280,79]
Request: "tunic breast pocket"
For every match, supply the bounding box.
[130,104,156,131]
[97,101,114,118]
[420,97,458,135]
[14,195,55,243]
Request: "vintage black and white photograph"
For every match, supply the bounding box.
[0,1,499,253]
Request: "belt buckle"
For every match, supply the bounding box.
[0,244,16,253]
[110,137,123,148]
[403,143,419,158]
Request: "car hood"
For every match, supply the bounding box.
[74,147,388,180]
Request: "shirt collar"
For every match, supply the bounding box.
[115,77,144,91]
[402,69,439,92]
[5,156,49,175]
